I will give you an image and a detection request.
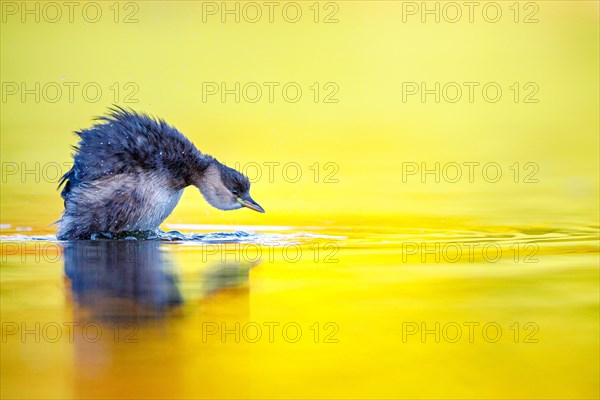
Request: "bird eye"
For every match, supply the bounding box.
[231,189,239,196]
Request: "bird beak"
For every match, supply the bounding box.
[237,196,265,213]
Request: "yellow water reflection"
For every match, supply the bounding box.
[1,225,598,399]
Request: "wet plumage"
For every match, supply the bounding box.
[57,107,264,240]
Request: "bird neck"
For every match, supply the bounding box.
[187,155,219,188]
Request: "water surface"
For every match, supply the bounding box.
[1,224,598,399]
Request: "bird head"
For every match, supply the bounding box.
[197,160,265,213]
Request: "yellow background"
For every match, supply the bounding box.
[1,1,598,230]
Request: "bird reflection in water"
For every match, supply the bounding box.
[63,241,182,321]
[63,240,255,322]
